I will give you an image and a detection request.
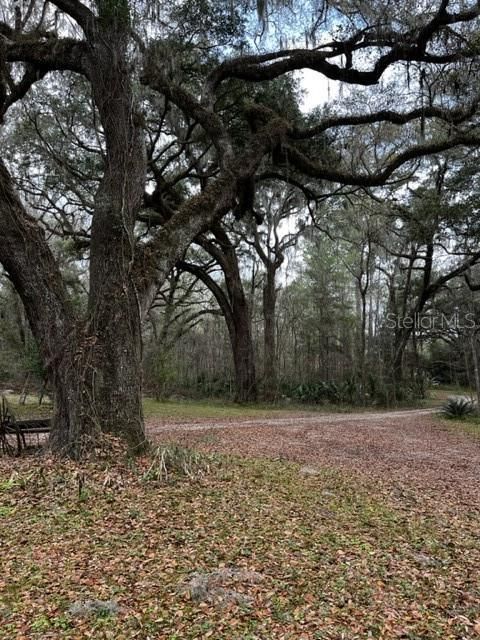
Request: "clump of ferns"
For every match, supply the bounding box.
[441,396,475,419]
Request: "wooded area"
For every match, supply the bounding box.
[1,0,480,456]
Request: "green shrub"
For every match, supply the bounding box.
[441,396,475,419]
[291,378,364,405]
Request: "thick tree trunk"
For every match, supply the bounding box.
[184,225,257,402]
[263,264,277,400]
[83,28,146,450]
[86,275,145,449]
[0,18,147,456]
[0,160,100,456]
[47,334,100,456]
[217,231,257,402]
[87,176,145,449]
[231,299,257,403]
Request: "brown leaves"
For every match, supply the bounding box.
[0,449,479,639]
[149,409,480,509]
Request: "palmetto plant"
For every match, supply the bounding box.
[291,379,364,405]
[441,396,475,419]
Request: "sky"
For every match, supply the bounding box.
[300,69,339,112]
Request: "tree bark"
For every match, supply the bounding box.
[179,246,257,403]
[0,160,102,456]
[231,297,257,402]
[263,264,277,400]
[84,27,146,450]
[0,14,147,455]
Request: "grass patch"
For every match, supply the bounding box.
[142,397,288,420]
[0,453,478,639]
[0,394,52,420]
[142,397,360,420]
[2,392,443,425]
[142,444,213,482]
[428,385,475,404]
[440,412,480,438]
[4,396,357,423]
[143,397,430,420]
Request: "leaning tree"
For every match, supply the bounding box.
[1,0,480,456]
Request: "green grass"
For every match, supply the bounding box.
[431,386,480,438]
[143,397,295,420]
[143,397,434,420]
[440,412,480,438]
[0,394,52,420]
[143,397,369,420]
[428,384,475,403]
[1,387,455,425]
[0,453,478,639]
[4,394,346,423]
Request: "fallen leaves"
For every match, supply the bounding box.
[0,449,479,639]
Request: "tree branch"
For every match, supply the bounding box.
[5,36,88,75]
[290,101,480,140]
[208,3,480,88]
[284,133,480,187]
[177,260,233,333]
[48,0,96,38]
[0,159,74,372]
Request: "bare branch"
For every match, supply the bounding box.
[291,101,480,140]
[284,133,480,187]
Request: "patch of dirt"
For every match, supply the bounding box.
[148,409,480,507]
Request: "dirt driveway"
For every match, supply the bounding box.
[148,408,480,507]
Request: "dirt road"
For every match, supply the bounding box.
[148,408,480,505]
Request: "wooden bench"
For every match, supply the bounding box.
[0,396,51,456]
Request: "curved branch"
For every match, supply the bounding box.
[208,3,480,88]
[257,171,320,201]
[0,159,74,372]
[426,251,480,297]
[284,133,480,187]
[5,36,88,75]
[141,62,233,166]
[49,0,96,38]
[291,101,480,140]
[177,260,234,334]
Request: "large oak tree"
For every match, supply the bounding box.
[1,0,480,456]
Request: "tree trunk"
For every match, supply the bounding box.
[83,27,146,450]
[231,298,257,403]
[357,285,367,397]
[179,249,257,403]
[231,310,257,402]
[184,225,257,402]
[469,334,480,412]
[0,16,147,456]
[47,334,99,456]
[0,160,98,456]
[390,326,412,404]
[263,264,277,400]
[87,192,145,449]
